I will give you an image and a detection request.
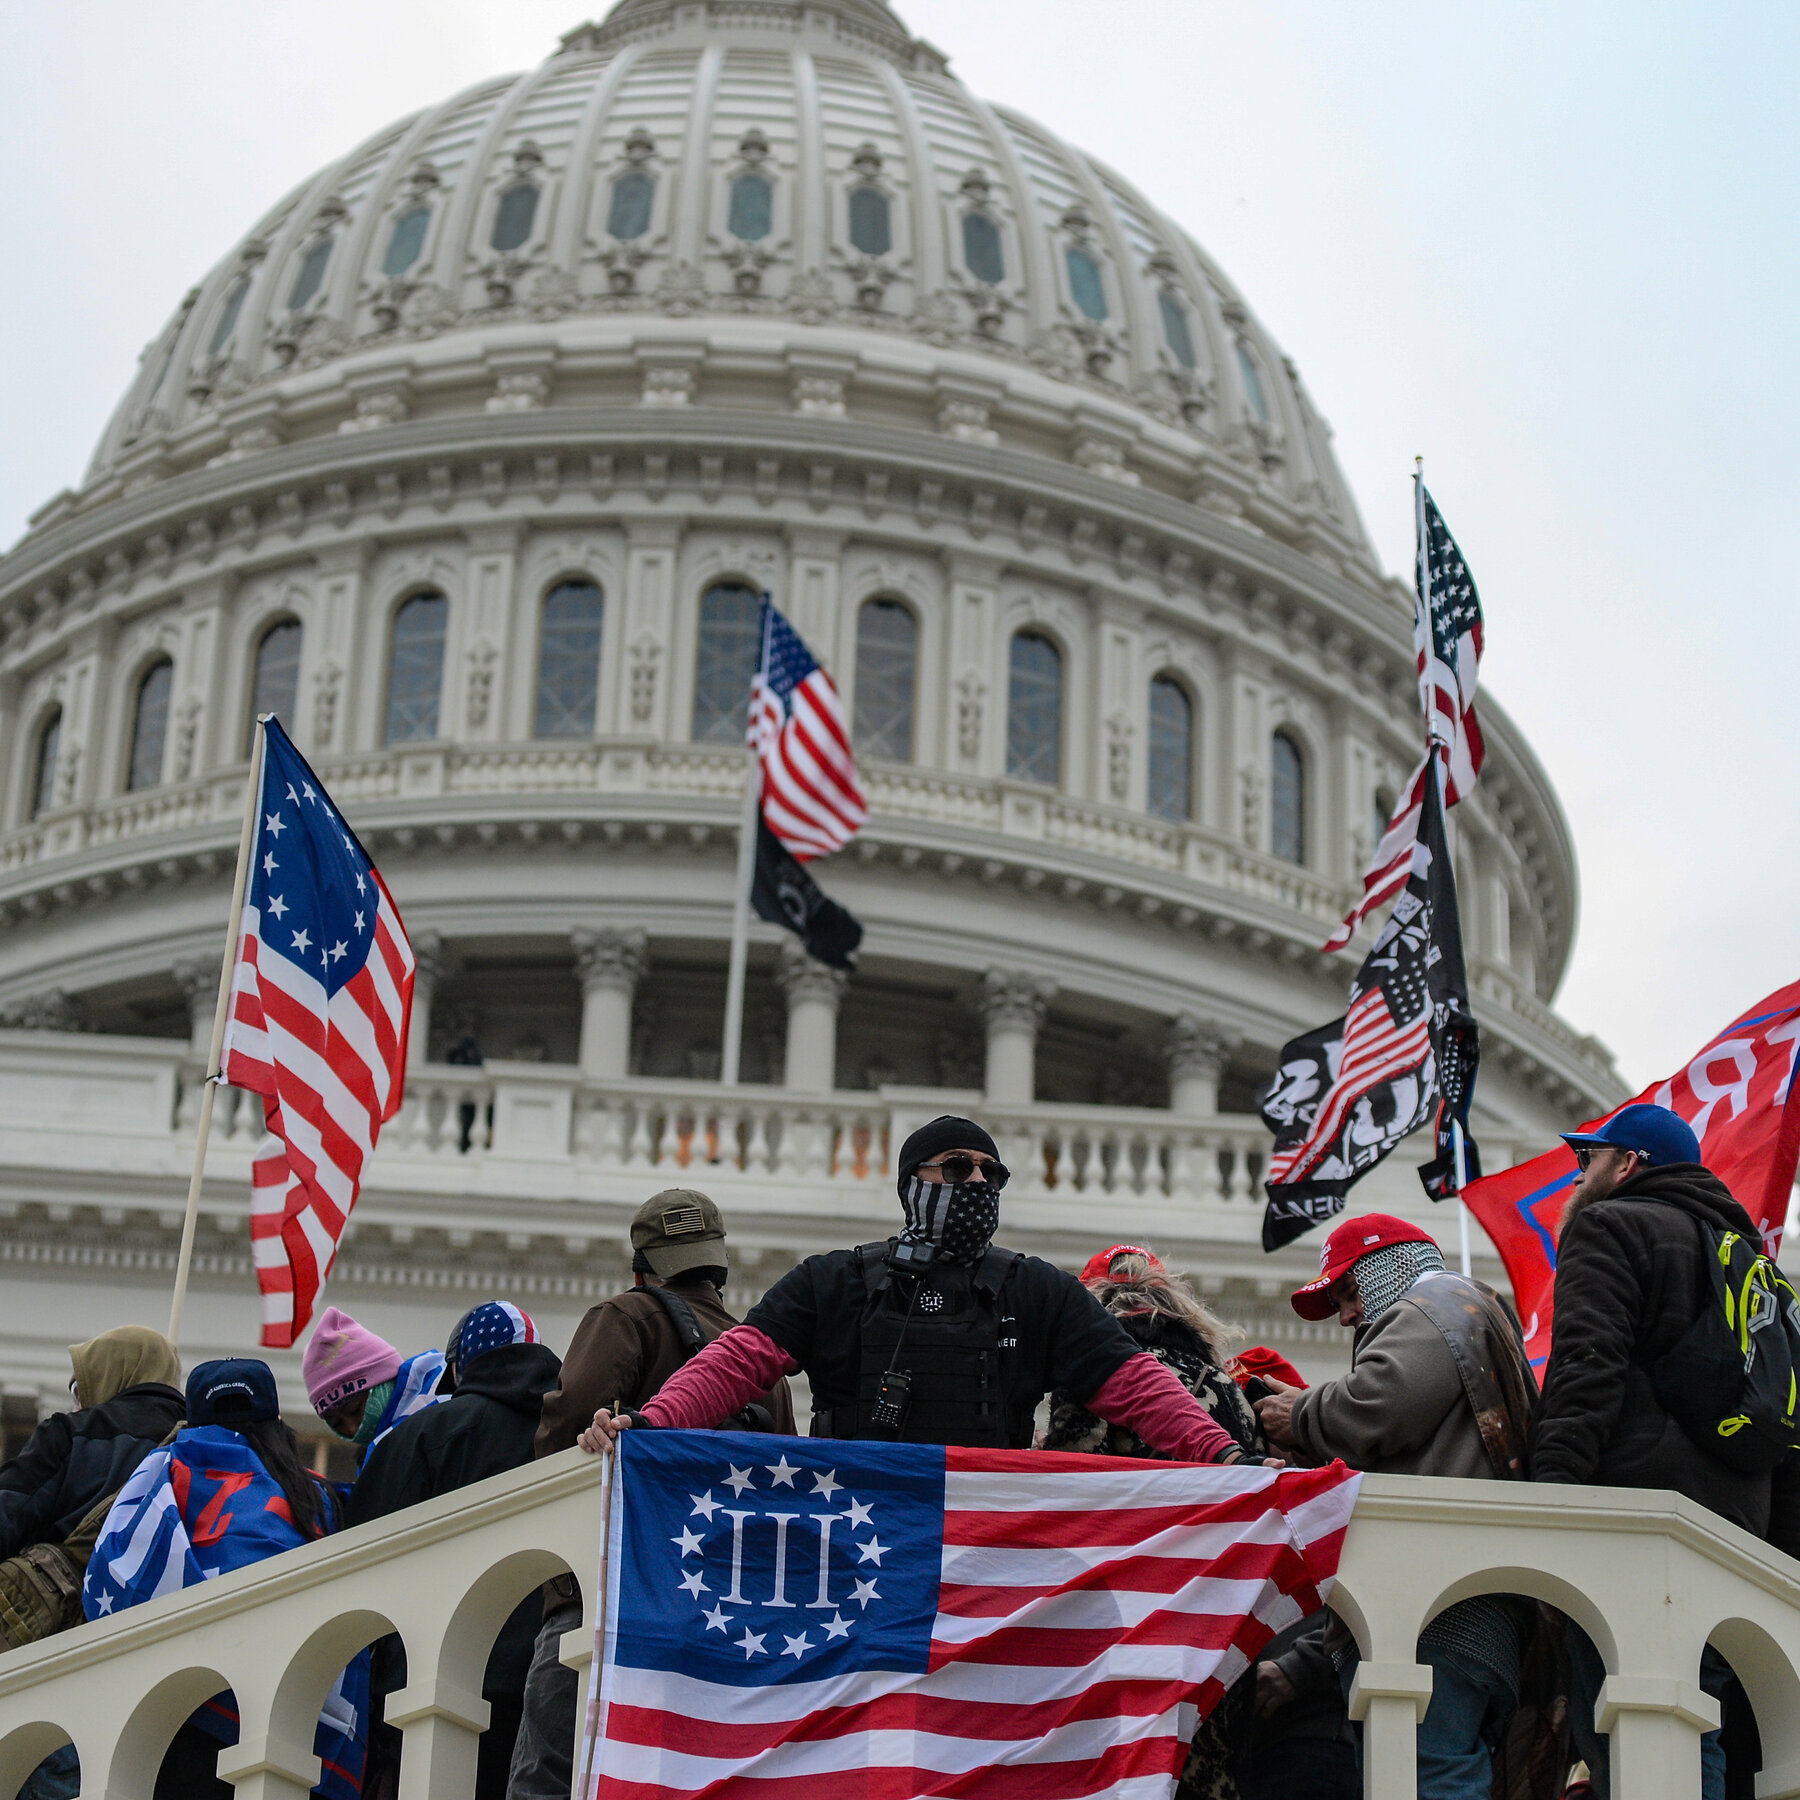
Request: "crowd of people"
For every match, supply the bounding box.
[0,1104,1789,1800]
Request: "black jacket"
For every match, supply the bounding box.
[0,1382,186,1560]
[1529,1164,1800,1548]
[350,1341,562,1695]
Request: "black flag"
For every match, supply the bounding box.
[751,817,863,970]
[1257,760,1480,1251]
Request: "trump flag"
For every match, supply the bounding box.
[578,1431,1360,1800]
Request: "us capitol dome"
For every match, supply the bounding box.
[0,0,1624,1435]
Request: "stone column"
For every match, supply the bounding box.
[1163,1014,1239,1116]
[775,940,848,1092]
[572,927,648,1080]
[408,931,445,1070]
[978,969,1055,1106]
[171,957,219,1060]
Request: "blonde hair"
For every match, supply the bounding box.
[1087,1253,1239,1364]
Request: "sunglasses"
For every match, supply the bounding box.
[920,1154,1011,1191]
[1573,1145,1642,1171]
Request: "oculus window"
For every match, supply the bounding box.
[31,709,61,820]
[287,239,333,312]
[1065,247,1107,322]
[384,592,448,745]
[607,171,654,241]
[127,659,174,793]
[250,620,303,750]
[963,212,1005,285]
[1159,291,1197,369]
[209,278,250,355]
[1271,730,1306,865]
[728,172,773,242]
[1006,632,1063,786]
[852,599,916,762]
[1236,342,1270,423]
[692,583,764,743]
[848,187,891,257]
[535,581,605,739]
[491,183,540,252]
[383,206,431,277]
[1147,676,1194,822]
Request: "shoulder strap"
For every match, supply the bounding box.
[975,1246,1026,1296]
[1404,1272,1532,1480]
[857,1242,893,1294]
[651,1285,709,1359]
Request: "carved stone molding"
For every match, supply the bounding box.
[977,968,1055,1036]
[571,925,649,995]
[1163,1014,1239,1082]
[774,937,848,1010]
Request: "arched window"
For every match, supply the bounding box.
[127,658,174,792]
[848,187,891,257]
[607,171,655,240]
[209,277,250,355]
[692,583,764,743]
[1065,247,1107,322]
[1271,730,1306,864]
[30,709,61,820]
[383,205,431,277]
[1158,291,1197,368]
[535,581,605,739]
[1006,632,1062,786]
[728,172,772,243]
[384,592,448,745]
[287,239,333,311]
[249,619,303,748]
[963,212,1005,285]
[853,599,916,761]
[491,183,539,252]
[1237,341,1270,423]
[1147,676,1193,822]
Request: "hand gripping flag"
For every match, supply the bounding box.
[579,1430,1360,1800]
[222,718,414,1348]
[1260,760,1481,1251]
[1464,977,1800,1379]
[1325,482,1485,952]
[750,598,868,862]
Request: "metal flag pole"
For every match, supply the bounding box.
[719,600,774,1088]
[168,714,269,1346]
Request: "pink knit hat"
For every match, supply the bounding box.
[303,1307,401,1414]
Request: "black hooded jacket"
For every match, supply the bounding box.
[0,1382,186,1560]
[1529,1163,1800,1549]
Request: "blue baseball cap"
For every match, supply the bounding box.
[1562,1102,1701,1169]
[187,1358,281,1428]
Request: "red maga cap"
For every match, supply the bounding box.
[1080,1243,1162,1284]
[1289,1213,1439,1320]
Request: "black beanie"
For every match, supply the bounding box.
[896,1115,1000,1192]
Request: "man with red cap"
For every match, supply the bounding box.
[1254,1213,1535,1800]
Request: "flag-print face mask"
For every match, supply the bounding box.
[900,1176,1000,1266]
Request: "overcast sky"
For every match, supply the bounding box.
[2,1,1793,1093]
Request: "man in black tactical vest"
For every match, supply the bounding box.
[579,1115,1249,1464]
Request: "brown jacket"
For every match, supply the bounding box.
[535,1274,795,1458]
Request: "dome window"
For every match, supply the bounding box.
[491,183,540,253]
[1147,676,1194,822]
[1271,729,1306,865]
[1007,632,1063,787]
[962,211,1005,286]
[692,583,764,743]
[853,599,916,762]
[383,205,431,278]
[607,171,655,242]
[728,172,773,244]
[287,239,333,312]
[1236,341,1270,424]
[1065,247,1107,323]
[208,278,250,356]
[127,658,174,793]
[249,619,302,752]
[535,581,605,739]
[384,592,448,746]
[30,708,61,820]
[849,187,891,258]
[1158,291,1197,369]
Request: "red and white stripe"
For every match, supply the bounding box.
[224,873,413,1349]
[751,667,867,862]
[586,1454,1359,1800]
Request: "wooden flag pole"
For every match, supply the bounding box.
[168,715,268,1347]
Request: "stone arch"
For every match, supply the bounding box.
[104,1662,237,1800]
[1704,1613,1800,1783]
[0,1719,76,1799]
[260,1604,400,1779]
[418,1545,576,1700]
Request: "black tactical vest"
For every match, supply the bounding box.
[808,1242,1032,1448]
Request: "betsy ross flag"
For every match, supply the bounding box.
[750,599,868,861]
[1464,977,1800,1377]
[1260,760,1480,1251]
[1325,483,1485,953]
[579,1431,1359,1799]
[221,719,414,1348]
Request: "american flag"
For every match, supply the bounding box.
[1323,481,1485,953]
[578,1431,1360,1799]
[221,719,414,1349]
[749,599,867,862]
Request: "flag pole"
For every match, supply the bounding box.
[168,715,268,1346]
[719,602,773,1087]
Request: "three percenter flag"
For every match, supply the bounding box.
[221,719,414,1348]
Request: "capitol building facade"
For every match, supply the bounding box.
[0,0,1626,1441]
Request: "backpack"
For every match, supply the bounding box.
[0,1488,119,1651]
[650,1286,779,1433]
[1650,1221,1800,1473]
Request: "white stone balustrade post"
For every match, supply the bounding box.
[407,930,445,1071]
[775,941,848,1093]
[1596,1676,1718,1800]
[978,969,1055,1106]
[572,927,648,1081]
[1347,1661,1433,1800]
[1163,1015,1238,1116]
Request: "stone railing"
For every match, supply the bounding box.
[1,1455,1797,1800]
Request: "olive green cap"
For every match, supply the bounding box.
[631,1188,728,1277]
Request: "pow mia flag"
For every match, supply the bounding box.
[751,816,864,970]
[1258,760,1480,1251]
